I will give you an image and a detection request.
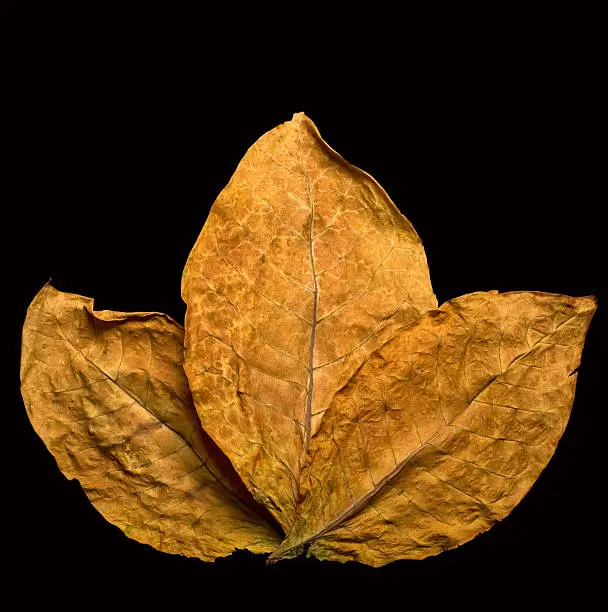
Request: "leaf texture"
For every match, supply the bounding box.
[20,284,281,561]
[271,291,596,565]
[181,112,437,530]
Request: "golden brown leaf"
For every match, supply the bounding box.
[181,112,437,530]
[20,284,281,561]
[271,291,596,565]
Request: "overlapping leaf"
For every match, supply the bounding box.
[21,284,280,560]
[270,291,596,565]
[181,113,437,530]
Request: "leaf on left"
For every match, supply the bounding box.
[20,284,281,561]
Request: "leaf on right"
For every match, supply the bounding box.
[272,290,596,566]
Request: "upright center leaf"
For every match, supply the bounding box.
[181,113,437,529]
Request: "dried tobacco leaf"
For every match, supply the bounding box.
[21,284,281,561]
[182,112,437,531]
[270,291,596,565]
[21,113,596,567]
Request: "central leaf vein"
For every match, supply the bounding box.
[298,119,318,460]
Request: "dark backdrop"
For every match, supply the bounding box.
[3,2,604,605]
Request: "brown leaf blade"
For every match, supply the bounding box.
[271,291,596,565]
[181,112,437,530]
[21,284,281,561]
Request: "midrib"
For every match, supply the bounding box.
[298,121,318,459]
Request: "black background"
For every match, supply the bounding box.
[3,2,605,605]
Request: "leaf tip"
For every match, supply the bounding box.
[26,280,54,315]
[575,294,598,314]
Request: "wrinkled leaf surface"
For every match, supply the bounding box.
[21,284,281,561]
[271,291,596,565]
[22,114,597,566]
[182,112,437,529]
